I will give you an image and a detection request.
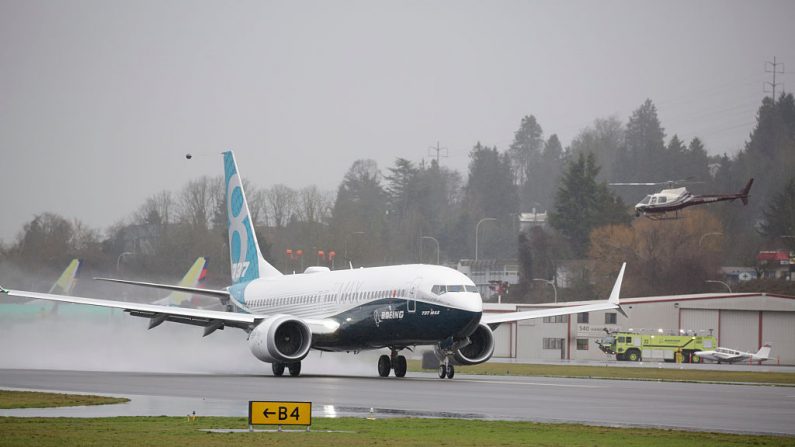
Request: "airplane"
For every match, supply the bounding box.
[0,259,81,320]
[694,345,772,364]
[1,151,627,379]
[49,258,82,295]
[98,257,210,307]
[610,179,753,219]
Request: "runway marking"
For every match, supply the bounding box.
[454,379,603,388]
[404,376,603,388]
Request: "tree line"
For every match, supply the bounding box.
[2,94,794,301]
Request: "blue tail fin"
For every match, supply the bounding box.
[223,151,282,284]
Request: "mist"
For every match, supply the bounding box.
[0,265,380,376]
[0,314,383,376]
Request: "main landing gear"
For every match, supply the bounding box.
[377,349,408,378]
[272,361,302,377]
[438,357,454,379]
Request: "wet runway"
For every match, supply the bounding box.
[1,368,794,435]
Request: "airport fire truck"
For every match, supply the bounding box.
[596,331,717,363]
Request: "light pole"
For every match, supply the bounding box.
[421,236,440,265]
[705,280,732,293]
[699,232,723,248]
[344,231,365,264]
[116,252,134,273]
[474,217,497,261]
[532,278,558,303]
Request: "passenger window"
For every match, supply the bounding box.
[658,197,667,204]
[618,337,625,343]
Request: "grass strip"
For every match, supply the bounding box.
[409,360,795,385]
[0,390,129,409]
[0,416,792,447]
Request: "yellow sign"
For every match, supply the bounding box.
[249,401,312,426]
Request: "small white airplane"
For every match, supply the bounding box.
[694,345,772,364]
[1,151,627,379]
[99,257,210,308]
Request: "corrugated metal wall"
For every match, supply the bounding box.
[719,310,759,352]
[680,309,719,336]
[762,312,795,364]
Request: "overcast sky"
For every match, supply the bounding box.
[1,0,794,243]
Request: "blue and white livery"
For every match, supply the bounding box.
[1,151,627,379]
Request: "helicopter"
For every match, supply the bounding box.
[610,178,753,220]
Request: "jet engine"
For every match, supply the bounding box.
[248,315,312,364]
[433,323,495,366]
[452,323,495,365]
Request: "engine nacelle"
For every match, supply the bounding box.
[452,323,495,365]
[248,315,312,364]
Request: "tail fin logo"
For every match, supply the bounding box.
[224,152,260,284]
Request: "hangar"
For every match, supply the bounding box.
[485,292,795,365]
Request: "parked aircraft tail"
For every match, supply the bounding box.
[154,257,208,306]
[223,151,282,284]
[48,259,81,295]
[739,178,753,205]
[753,344,771,361]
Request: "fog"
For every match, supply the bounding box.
[0,314,381,376]
[0,267,379,376]
[2,1,794,242]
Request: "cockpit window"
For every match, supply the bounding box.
[640,195,651,205]
[432,285,477,295]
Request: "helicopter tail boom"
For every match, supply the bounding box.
[739,178,754,205]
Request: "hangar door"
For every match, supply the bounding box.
[680,309,718,337]
[762,312,795,364]
[720,310,759,352]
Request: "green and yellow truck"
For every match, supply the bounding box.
[596,331,717,363]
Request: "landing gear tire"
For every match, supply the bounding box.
[272,363,285,377]
[446,364,455,379]
[393,355,407,378]
[378,355,392,377]
[288,362,301,377]
[438,365,447,379]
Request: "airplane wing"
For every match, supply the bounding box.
[0,287,338,336]
[92,277,230,299]
[481,263,626,325]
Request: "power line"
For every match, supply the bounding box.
[427,141,448,165]
[765,56,785,99]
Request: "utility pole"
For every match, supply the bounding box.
[428,141,448,165]
[765,56,785,99]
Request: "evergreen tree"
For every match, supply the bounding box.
[463,143,518,260]
[570,117,624,182]
[760,177,795,244]
[614,99,666,203]
[508,115,544,186]
[549,152,630,257]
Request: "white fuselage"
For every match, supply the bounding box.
[232,264,483,321]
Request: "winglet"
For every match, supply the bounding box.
[0,284,8,294]
[609,263,628,317]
